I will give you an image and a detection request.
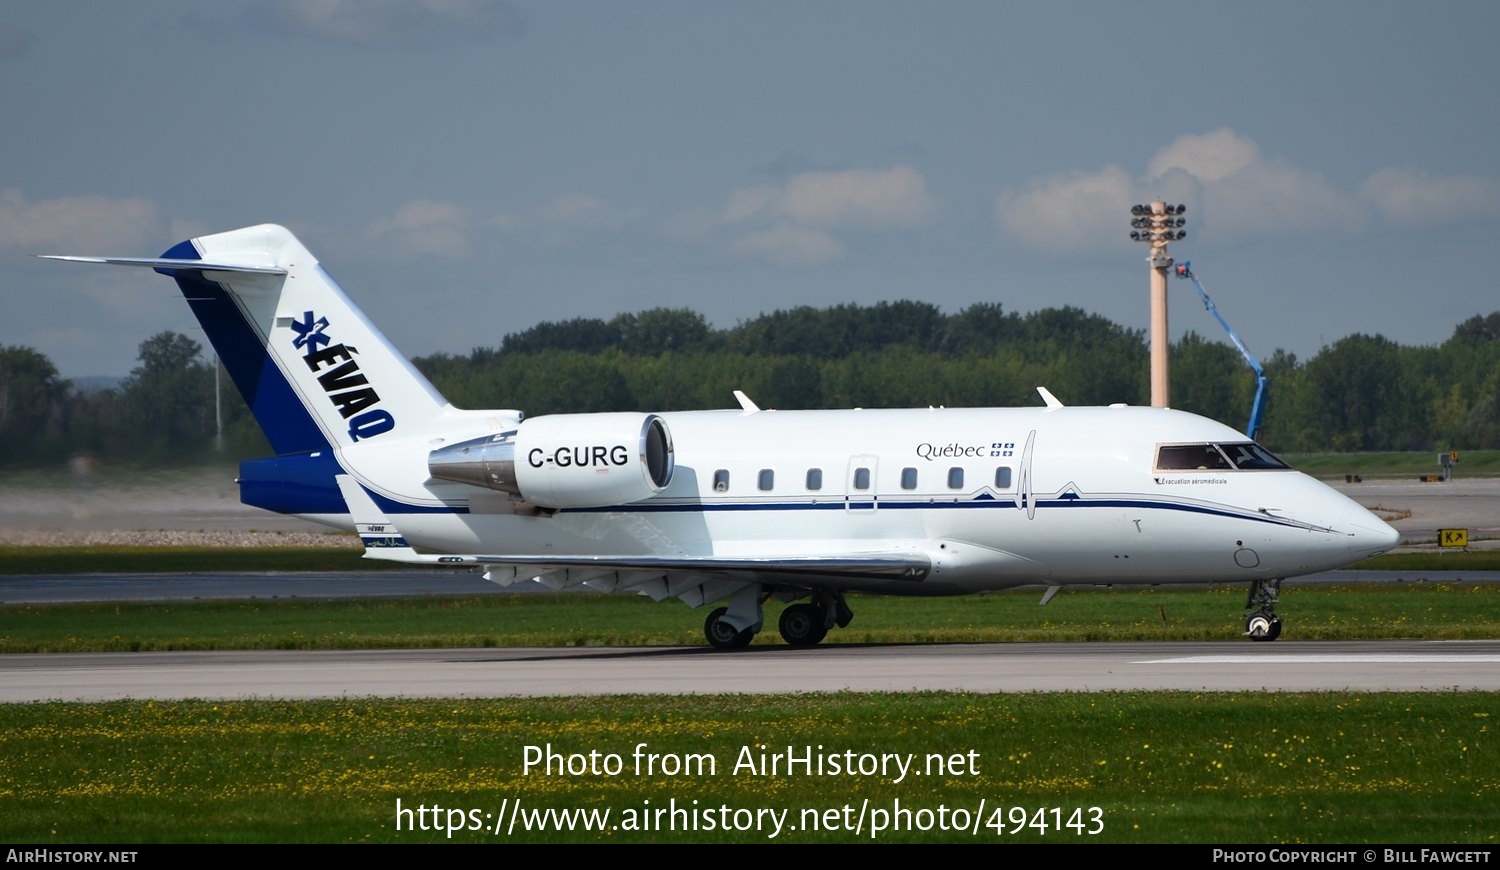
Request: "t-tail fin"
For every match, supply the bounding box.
[46,224,448,455]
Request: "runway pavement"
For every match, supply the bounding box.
[1332,475,1500,546]
[1,641,1496,702]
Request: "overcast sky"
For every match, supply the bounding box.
[4,1,1498,386]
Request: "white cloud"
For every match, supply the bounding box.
[257,0,523,46]
[723,165,934,266]
[1200,157,1364,237]
[1360,168,1500,226]
[995,128,1365,252]
[0,189,160,252]
[726,165,935,229]
[367,200,469,255]
[994,164,1137,251]
[732,222,844,267]
[724,186,780,225]
[1147,128,1259,183]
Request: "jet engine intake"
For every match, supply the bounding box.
[428,413,674,509]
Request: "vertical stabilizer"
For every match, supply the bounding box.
[158,224,448,454]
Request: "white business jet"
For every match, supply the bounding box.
[45,225,1399,648]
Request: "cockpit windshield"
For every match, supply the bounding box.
[1155,442,1290,471]
[1217,442,1290,470]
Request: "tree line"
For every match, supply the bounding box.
[4,304,1499,467]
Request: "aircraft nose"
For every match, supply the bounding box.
[1344,507,1401,559]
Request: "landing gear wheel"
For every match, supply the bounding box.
[1243,578,1284,642]
[705,607,754,650]
[778,603,829,647]
[1245,611,1282,642]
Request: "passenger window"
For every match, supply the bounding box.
[947,467,964,489]
[995,467,1012,488]
[806,468,823,490]
[853,467,871,490]
[713,469,730,492]
[758,469,774,491]
[901,467,918,490]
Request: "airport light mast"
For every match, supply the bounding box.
[1129,200,1187,407]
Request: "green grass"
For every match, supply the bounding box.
[0,693,1493,843]
[2,582,1497,653]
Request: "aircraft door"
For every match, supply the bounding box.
[845,454,878,511]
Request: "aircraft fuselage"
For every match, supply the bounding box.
[319,404,1394,596]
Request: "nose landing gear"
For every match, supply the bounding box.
[1244,578,1284,641]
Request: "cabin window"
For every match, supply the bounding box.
[995,466,1012,488]
[853,467,871,490]
[713,469,730,492]
[806,468,823,490]
[947,467,964,489]
[1155,444,1234,471]
[758,469,774,491]
[901,467,918,490]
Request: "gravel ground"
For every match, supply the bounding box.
[0,463,353,547]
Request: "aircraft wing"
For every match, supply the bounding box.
[335,476,930,606]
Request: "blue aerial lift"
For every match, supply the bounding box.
[1173,261,1268,442]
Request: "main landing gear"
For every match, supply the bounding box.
[704,607,756,650]
[703,590,853,649]
[778,591,852,647]
[777,603,828,647]
[1244,577,1284,642]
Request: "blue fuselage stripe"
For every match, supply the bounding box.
[351,495,1305,529]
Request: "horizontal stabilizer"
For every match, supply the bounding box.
[37,255,287,276]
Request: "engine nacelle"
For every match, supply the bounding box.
[428,412,674,509]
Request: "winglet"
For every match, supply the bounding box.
[1037,386,1064,409]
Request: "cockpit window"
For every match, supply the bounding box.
[1217,442,1290,470]
[1156,444,1234,470]
[1155,442,1291,471]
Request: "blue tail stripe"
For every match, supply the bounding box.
[158,238,329,454]
[159,237,331,456]
[157,239,200,266]
[175,272,331,455]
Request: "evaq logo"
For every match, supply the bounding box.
[290,310,396,441]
